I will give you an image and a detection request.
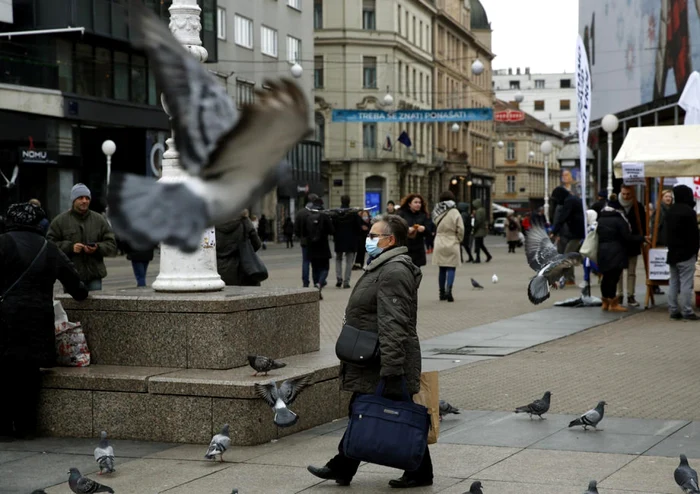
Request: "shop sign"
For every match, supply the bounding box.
[19,148,59,165]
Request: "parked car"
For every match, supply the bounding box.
[492,217,507,236]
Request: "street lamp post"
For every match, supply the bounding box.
[101,139,116,187]
[541,140,553,219]
[601,114,619,200]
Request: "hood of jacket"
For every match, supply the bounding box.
[216,218,242,234]
[432,200,456,222]
[674,185,696,207]
[457,202,470,213]
[365,245,422,281]
[334,208,358,225]
[472,198,483,209]
[551,185,570,205]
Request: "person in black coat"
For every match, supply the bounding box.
[302,197,335,299]
[354,210,371,268]
[457,202,474,262]
[282,217,294,248]
[332,195,362,288]
[616,185,647,307]
[596,196,644,313]
[216,211,263,286]
[665,185,700,320]
[397,194,429,267]
[590,190,607,215]
[258,214,268,250]
[0,202,88,440]
[550,186,585,283]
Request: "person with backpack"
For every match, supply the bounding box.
[302,197,334,299]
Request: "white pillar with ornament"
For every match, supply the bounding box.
[152,0,225,292]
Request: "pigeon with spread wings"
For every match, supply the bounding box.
[255,376,312,428]
[524,223,583,304]
[107,1,311,253]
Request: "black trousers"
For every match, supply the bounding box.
[461,238,474,262]
[0,363,41,437]
[474,237,491,260]
[326,393,433,481]
[601,268,623,299]
[507,241,518,253]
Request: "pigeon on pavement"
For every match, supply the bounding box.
[491,274,498,283]
[568,401,606,431]
[467,480,483,493]
[471,278,484,289]
[107,1,310,253]
[439,400,460,421]
[205,424,231,462]
[514,391,552,419]
[248,355,287,376]
[68,468,114,494]
[255,376,312,427]
[30,491,47,494]
[584,479,599,493]
[524,223,583,304]
[675,454,700,493]
[94,430,115,474]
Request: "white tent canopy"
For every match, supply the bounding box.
[492,203,515,214]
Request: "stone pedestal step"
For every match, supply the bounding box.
[39,352,349,446]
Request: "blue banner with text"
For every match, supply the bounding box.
[331,108,493,123]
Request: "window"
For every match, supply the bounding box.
[405,11,409,38]
[315,113,325,153]
[398,61,402,94]
[363,123,377,158]
[506,141,516,160]
[397,5,401,34]
[287,35,301,63]
[261,26,278,57]
[560,99,571,110]
[56,40,73,92]
[75,43,94,96]
[560,121,571,131]
[534,100,545,111]
[130,55,147,104]
[94,47,112,99]
[288,0,301,10]
[405,65,409,95]
[560,78,571,88]
[234,15,253,48]
[535,79,545,89]
[236,79,255,109]
[412,69,416,99]
[314,56,323,88]
[314,0,323,29]
[509,80,520,89]
[114,51,129,101]
[412,16,416,43]
[419,73,423,102]
[362,0,376,30]
[419,20,423,48]
[506,175,516,193]
[217,7,226,40]
[363,56,377,88]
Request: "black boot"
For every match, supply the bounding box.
[439,288,446,301]
[445,287,454,302]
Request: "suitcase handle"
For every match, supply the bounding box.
[374,377,411,401]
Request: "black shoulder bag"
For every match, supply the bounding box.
[0,239,48,304]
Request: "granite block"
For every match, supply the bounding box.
[247,306,303,358]
[41,365,178,393]
[298,302,321,353]
[38,389,93,438]
[58,292,140,312]
[186,311,247,369]
[212,397,277,446]
[93,391,212,443]
[74,311,188,367]
[278,378,342,439]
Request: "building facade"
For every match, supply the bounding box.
[493,68,578,137]
[208,0,318,238]
[433,0,495,211]
[492,100,564,213]
[314,0,437,212]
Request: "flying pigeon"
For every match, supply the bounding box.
[0,165,18,189]
[94,430,115,474]
[255,376,312,427]
[525,224,583,304]
[491,274,498,283]
[248,355,287,376]
[514,391,551,419]
[106,1,311,253]
[471,278,484,289]
[584,480,599,493]
[439,400,460,421]
[675,454,700,493]
[568,401,606,431]
[68,468,114,494]
[468,480,483,493]
[204,424,231,462]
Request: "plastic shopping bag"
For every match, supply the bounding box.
[54,300,90,367]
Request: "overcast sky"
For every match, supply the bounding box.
[479,0,579,74]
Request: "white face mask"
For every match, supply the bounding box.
[365,237,383,257]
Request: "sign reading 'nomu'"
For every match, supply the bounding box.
[19,148,59,165]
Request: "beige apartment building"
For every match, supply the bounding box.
[314,0,437,210]
[492,99,565,214]
[433,0,495,210]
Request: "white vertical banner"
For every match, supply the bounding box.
[576,35,592,233]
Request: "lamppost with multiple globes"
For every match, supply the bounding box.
[541,140,553,219]
[601,113,619,200]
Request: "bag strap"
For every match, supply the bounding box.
[0,239,47,303]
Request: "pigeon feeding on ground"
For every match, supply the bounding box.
[205,424,231,462]
[675,454,700,493]
[514,391,552,419]
[568,401,606,431]
[106,1,311,253]
[439,400,460,421]
[584,480,599,493]
[467,480,483,493]
[471,278,484,289]
[68,468,114,494]
[255,376,312,427]
[94,430,115,474]
[248,355,287,376]
[491,274,498,283]
[524,224,583,304]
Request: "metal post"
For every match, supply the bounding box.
[543,155,549,219]
[606,131,613,199]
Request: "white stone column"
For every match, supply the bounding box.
[152,0,224,292]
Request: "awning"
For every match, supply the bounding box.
[613,125,700,178]
[492,203,515,214]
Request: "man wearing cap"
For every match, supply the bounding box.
[47,183,117,291]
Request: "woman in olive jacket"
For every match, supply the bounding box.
[308,214,432,489]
